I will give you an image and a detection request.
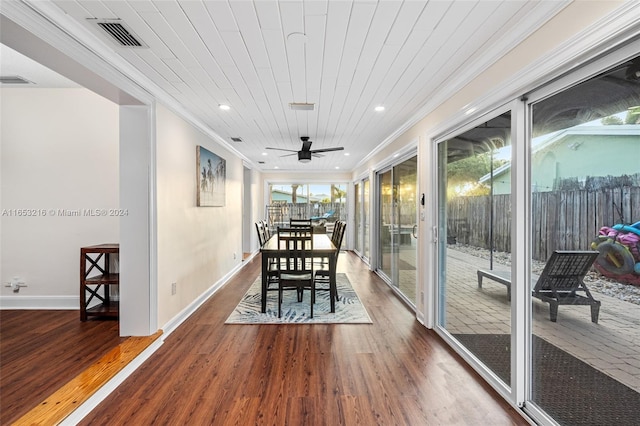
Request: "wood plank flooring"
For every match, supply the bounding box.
[0,309,123,424]
[13,331,161,425]
[78,252,527,425]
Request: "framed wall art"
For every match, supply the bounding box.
[196,145,226,207]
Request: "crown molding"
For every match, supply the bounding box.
[2,1,255,167]
[428,2,640,142]
[354,1,570,170]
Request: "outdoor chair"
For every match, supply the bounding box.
[532,250,600,323]
[478,250,601,323]
[311,209,336,222]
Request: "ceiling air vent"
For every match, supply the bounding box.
[289,102,315,111]
[0,76,34,85]
[91,19,146,48]
[230,137,243,142]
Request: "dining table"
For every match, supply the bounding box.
[260,232,338,314]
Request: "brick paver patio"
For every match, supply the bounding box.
[444,248,640,393]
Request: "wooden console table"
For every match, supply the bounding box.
[80,244,119,321]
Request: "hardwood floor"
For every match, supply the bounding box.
[78,252,527,425]
[0,309,123,424]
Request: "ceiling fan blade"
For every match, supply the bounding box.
[310,147,344,154]
[311,153,325,158]
[301,140,312,151]
[280,153,297,157]
[266,147,298,153]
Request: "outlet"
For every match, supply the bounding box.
[171,282,177,295]
[5,277,27,293]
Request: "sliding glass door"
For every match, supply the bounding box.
[437,111,513,387]
[526,53,640,424]
[378,156,418,305]
[354,178,371,262]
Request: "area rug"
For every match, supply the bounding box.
[453,334,640,425]
[225,273,372,324]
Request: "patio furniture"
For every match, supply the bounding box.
[311,209,336,222]
[478,250,601,323]
[477,269,513,300]
[533,250,600,323]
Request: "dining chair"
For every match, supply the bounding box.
[315,220,346,303]
[261,220,271,240]
[257,220,279,291]
[276,226,314,318]
[255,221,266,246]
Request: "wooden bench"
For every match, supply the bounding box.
[477,269,513,300]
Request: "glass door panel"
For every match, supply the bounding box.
[395,157,418,303]
[355,182,362,254]
[377,157,417,305]
[437,112,512,386]
[363,178,370,261]
[379,170,393,279]
[529,54,640,423]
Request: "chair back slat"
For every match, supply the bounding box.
[290,218,312,228]
[332,220,346,250]
[261,220,271,240]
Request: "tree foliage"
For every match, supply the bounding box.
[626,106,640,124]
[447,153,504,185]
[447,153,507,197]
[601,115,624,125]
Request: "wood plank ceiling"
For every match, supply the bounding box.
[51,0,566,171]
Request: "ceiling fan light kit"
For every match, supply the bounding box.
[298,151,312,162]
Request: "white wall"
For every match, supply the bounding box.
[0,88,119,306]
[155,104,244,327]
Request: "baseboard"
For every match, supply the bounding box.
[161,260,247,337]
[0,295,78,310]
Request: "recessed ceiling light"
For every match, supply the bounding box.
[262,152,268,156]
[375,106,385,112]
[219,104,230,110]
[274,166,279,169]
[335,166,340,169]
[344,152,350,156]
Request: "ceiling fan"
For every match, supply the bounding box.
[266,137,344,163]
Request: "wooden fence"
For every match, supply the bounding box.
[266,203,345,229]
[447,187,640,261]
